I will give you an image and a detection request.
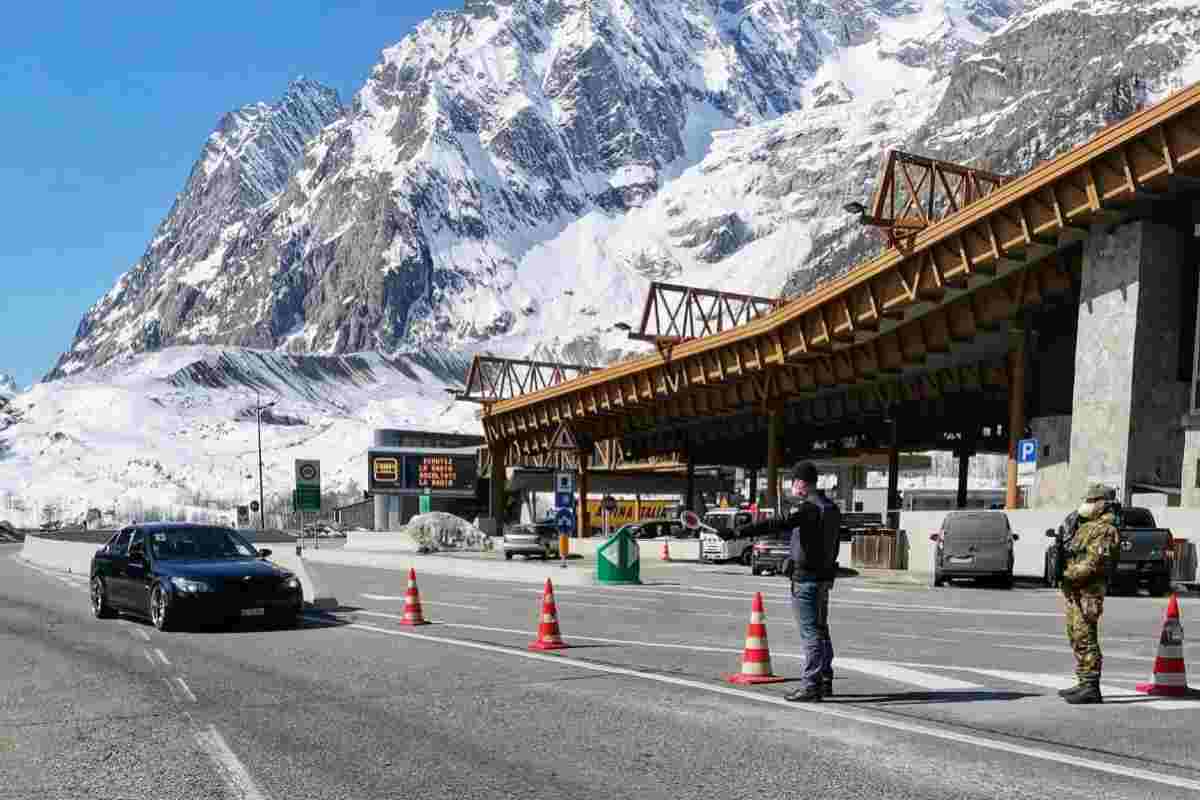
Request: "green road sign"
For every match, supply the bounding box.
[293,486,321,512]
[418,494,431,514]
[596,528,641,585]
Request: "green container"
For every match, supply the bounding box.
[596,528,641,585]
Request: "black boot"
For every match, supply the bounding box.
[1057,683,1085,698]
[785,685,823,702]
[1064,681,1102,704]
[821,678,834,698]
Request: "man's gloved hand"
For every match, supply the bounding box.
[781,558,794,578]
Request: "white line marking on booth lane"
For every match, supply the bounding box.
[194,725,268,800]
[344,621,1200,792]
[360,594,485,610]
[876,632,962,644]
[174,677,197,703]
[143,649,157,667]
[154,648,171,666]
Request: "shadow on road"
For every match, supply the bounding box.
[829,689,1038,705]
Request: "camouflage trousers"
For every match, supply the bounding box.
[1063,589,1104,683]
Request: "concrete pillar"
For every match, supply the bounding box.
[577,453,590,537]
[765,412,782,511]
[747,469,758,505]
[957,448,970,509]
[1068,218,1191,505]
[373,493,388,532]
[1006,329,1027,510]
[634,494,642,522]
[489,444,507,532]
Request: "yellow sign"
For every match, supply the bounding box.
[373,457,399,482]
[585,499,674,529]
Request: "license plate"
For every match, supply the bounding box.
[1118,563,1137,571]
[950,556,974,564]
[241,607,266,617]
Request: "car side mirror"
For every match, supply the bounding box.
[1045,529,1056,538]
[258,548,272,559]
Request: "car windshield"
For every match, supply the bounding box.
[148,527,258,560]
[1118,508,1156,528]
[705,514,734,531]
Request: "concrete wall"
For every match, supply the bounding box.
[20,535,100,575]
[1028,415,1072,507]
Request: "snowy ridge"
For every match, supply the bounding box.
[0,373,15,400]
[1,346,479,527]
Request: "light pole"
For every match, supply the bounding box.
[253,390,277,530]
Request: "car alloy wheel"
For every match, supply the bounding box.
[91,577,114,619]
[150,585,172,631]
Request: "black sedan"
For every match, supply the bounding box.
[90,523,303,631]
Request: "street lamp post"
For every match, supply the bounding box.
[253,390,277,530]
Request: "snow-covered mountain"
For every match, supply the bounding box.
[14,0,1200,520]
[0,373,16,399]
[1,348,477,527]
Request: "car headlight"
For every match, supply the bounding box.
[283,576,301,590]
[170,577,213,593]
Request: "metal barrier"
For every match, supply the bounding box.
[850,529,904,570]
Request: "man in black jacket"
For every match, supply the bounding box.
[785,461,842,702]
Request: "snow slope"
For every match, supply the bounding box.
[0,347,478,527]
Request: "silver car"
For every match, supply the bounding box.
[502,523,560,560]
[932,511,1018,588]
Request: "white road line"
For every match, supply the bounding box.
[174,677,197,703]
[349,611,980,690]
[345,621,1200,792]
[360,594,486,610]
[943,628,1144,643]
[143,649,157,667]
[991,643,1145,660]
[876,632,962,644]
[155,648,171,666]
[194,725,268,800]
[135,628,151,641]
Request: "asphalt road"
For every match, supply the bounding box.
[3,544,1200,799]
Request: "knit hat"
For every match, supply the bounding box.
[794,462,819,484]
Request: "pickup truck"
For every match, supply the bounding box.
[1043,505,1173,596]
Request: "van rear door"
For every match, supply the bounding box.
[943,513,1011,573]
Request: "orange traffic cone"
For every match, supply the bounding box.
[399,567,429,626]
[660,538,671,561]
[723,592,786,684]
[1136,594,1199,697]
[529,578,567,650]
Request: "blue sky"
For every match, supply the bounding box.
[0,1,450,388]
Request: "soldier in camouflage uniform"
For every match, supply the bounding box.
[1058,484,1120,704]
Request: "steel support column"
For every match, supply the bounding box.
[747,469,758,505]
[1006,329,1027,510]
[956,448,970,510]
[577,453,591,538]
[766,412,782,511]
[685,457,696,511]
[887,414,900,530]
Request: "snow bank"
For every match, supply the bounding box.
[402,512,493,553]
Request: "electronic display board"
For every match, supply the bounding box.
[368,451,478,495]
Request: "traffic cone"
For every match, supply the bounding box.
[1136,594,1199,697]
[399,568,429,626]
[723,592,787,684]
[529,578,567,650]
[660,538,671,561]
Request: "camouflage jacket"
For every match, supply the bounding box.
[1062,510,1119,589]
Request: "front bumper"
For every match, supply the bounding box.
[503,542,555,556]
[752,551,789,573]
[170,585,302,620]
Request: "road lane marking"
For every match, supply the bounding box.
[347,611,980,690]
[876,632,962,644]
[143,649,157,667]
[174,677,197,703]
[194,725,268,800]
[155,648,171,666]
[943,628,1144,644]
[991,643,1145,660]
[344,621,1200,792]
[361,594,485,610]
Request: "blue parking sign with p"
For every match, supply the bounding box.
[1018,439,1038,464]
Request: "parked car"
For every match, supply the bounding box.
[616,519,686,540]
[932,511,1018,588]
[1043,505,1173,596]
[90,523,303,631]
[502,522,560,560]
[699,508,759,564]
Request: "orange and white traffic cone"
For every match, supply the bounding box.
[529,578,567,650]
[723,592,786,684]
[1136,594,1199,697]
[660,538,671,561]
[399,567,429,626]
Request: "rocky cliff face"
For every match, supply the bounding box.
[52,0,1200,378]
